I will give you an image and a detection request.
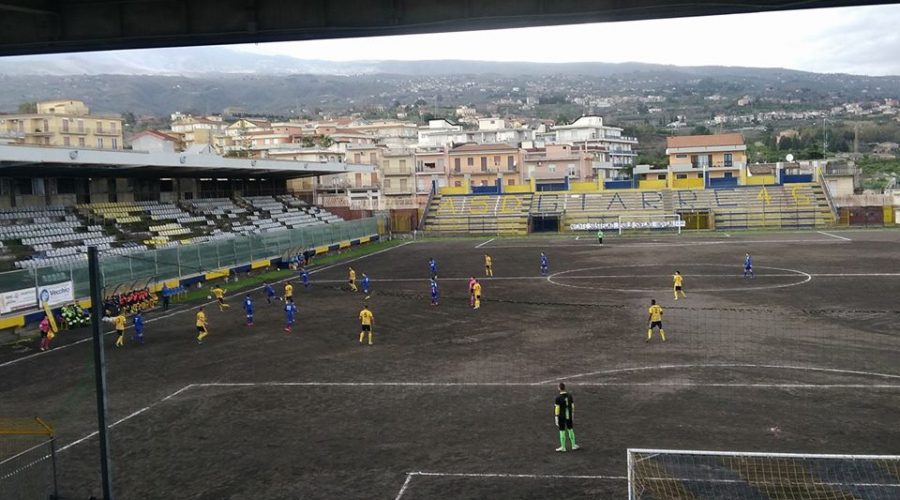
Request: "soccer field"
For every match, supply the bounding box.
[2,229,900,499]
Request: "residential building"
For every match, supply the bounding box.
[415,148,448,203]
[522,144,594,183]
[666,133,747,185]
[381,149,417,208]
[446,143,520,188]
[548,115,638,167]
[346,120,418,148]
[129,130,180,153]
[0,99,124,150]
[316,144,382,210]
[169,115,228,150]
[417,119,466,148]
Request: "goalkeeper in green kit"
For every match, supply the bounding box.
[554,383,580,452]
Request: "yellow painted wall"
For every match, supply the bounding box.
[639,179,668,189]
[745,175,776,185]
[504,184,533,193]
[672,178,704,189]
[885,206,895,224]
[440,186,469,195]
[569,181,600,192]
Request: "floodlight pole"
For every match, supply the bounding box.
[88,246,114,500]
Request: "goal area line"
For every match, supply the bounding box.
[394,471,627,500]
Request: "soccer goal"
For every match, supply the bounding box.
[616,213,685,235]
[627,448,900,500]
[0,418,58,500]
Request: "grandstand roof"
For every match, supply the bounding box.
[0,144,373,179]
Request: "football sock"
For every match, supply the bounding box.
[559,431,566,448]
[567,429,576,446]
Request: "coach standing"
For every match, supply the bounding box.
[554,383,580,452]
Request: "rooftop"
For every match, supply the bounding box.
[666,133,745,149]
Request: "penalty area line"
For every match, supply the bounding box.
[395,471,626,499]
[475,237,496,248]
[817,231,852,241]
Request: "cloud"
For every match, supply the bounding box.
[232,4,900,76]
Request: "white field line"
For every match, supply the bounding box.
[306,273,861,284]
[484,238,846,249]
[395,471,626,499]
[0,241,412,370]
[817,231,852,241]
[474,238,496,248]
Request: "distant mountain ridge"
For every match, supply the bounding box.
[1,46,898,117]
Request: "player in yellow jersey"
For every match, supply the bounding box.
[348,267,358,292]
[284,282,294,303]
[358,304,374,345]
[647,299,666,342]
[472,280,482,310]
[673,271,686,301]
[484,254,493,277]
[212,285,230,311]
[114,312,126,347]
[196,307,209,344]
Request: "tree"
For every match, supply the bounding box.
[17,102,37,114]
[300,136,316,148]
[316,135,334,148]
[691,125,712,135]
[555,114,570,126]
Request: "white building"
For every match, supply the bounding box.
[547,115,638,167]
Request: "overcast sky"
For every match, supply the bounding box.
[233,4,900,76]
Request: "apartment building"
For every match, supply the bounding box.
[666,133,746,185]
[169,115,228,150]
[346,120,418,148]
[414,148,448,203]
[547,115,638,167]
[522,144,594,183]
[0,100,124,150]
[447,143,520,188]
[381,149,417,208]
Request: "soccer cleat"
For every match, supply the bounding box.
[197,340,203,345]
[555,446,566,452]
[572,444,581,450]
[645,338,650,343]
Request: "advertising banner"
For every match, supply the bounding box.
[0,287,37,314]
[36,281,74,307]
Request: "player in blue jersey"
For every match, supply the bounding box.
[743,253,754,278]
[361,273,371,298]
[263,282,276,304]
[243,294,254,326]
[428,257,438,278]
[284,300,297,333]
[132,312,145,345]
[430,278,439,306]
[300,267,310,288]
[540,252,549,276]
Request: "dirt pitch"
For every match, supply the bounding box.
[2,229,900,499]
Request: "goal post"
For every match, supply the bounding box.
[0,418,58,500]
[627,448,900,500]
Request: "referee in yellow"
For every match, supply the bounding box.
[647,299,666,342]
[673,271,686,301]
[358,304,374,345]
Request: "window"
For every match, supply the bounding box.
[16,178,33,195]
[369,152,377,164]
[454,181,462,187]
[657,174,666,180]
[383,159,391,170]
[481,180,488,186]
[384,179,392,189]
[96,121,103,133]
[97,138,104,148]
[62,119,69,132]
[160,179,174,192]
[355,173,362,186]
[493,155,500,165]
[64,137,70,147]
[480,157,488,171]
[548,164,557,173]
[567,164,577,177]
[467,157,474,166]
[43,137,50,145]
[399,178,408,191]
[42,119,48,132]
[111,138,118,149]
[507,178,515,185]
[77,120,84,133]
[676,154,687,159]
[399,159,406,171]
[724,153,733,168]
[354,153,361,163]
[454,158,461,172]
[78,137,85,147]
[677,173,687,179]
[110,122,117,133]
[507,156,515,171]
[724,172,734,178]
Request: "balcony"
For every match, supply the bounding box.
[94,128,120,136]
[62,128,90,135]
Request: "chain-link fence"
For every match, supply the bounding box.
[0,217,379,305]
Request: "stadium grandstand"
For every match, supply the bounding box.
[0,144,370,271]
[422,160,837,235]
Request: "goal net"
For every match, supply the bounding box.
[0,418,58,500]
[627,449,900,500]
